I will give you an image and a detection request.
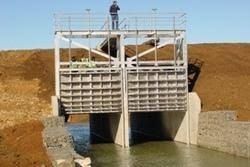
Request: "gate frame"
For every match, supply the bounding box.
[53,12,189,147]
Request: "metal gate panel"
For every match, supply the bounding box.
[59,68,123,114]
[126,67,187,112]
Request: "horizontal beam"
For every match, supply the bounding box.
[65,111,121,114]
[56,30,185,38]
[59,61,186,69]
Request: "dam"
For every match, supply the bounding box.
[52,12,190,147]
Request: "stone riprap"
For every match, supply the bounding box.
[42,116,65,129]
[42,117,91,167]
[198,111,250,158]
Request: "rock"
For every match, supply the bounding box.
[42,128,74,149]
[75,158,91,167]
[55,158,75,167]
[42,117,65,128]
[42,117,91,167]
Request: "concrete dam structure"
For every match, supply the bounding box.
[52,12,191,147]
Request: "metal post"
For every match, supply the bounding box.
[86,9,92,61]
[55,34,60,98]
[68,16,72,62]
[173,16,177,66]
[136,30,139,67]
[69,38,72,62]
[107,15,111,67]
[154,31,158,66]
[183,32,188,67]
[152,9,158,66]
[120,34,125,68]
[135,16,139,67]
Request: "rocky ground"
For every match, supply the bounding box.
[0,50,53,129]
[0,120,51,166]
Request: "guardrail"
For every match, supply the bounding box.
[54,12,186,31]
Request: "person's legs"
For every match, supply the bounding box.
[115,15,119,30]
[111,15,115,30]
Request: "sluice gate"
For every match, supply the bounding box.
[53,12,188,147]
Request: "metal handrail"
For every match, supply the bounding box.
[54,12,186,31]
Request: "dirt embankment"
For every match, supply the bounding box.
[188,44,250,120]
[0,120,51,166]
[0,50,54,129]
[0,50,55,166]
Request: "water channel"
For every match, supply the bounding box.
[67,123,250,167]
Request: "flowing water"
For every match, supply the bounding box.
[67,123,250,167]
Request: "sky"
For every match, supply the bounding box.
[0,0,250,50]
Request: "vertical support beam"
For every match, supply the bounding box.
[154,30,158,66]
[54,33,60,116]
[120,34,125,68]
[51,96,60,116]
[183,31,188,67]
[186,76,191,145]
[120,34,129,147]
[122,69,129,147]
[55,34,60,98]
[135,30,139,67]
[183,31,190,144]
[173,17,177,65]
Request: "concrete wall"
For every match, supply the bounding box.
[130,112,170,144]
[161,92,201,145]
[198,111,250,158]
[51,96,60,116]
[90,113,125,147]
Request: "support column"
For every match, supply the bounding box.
[122,69,129,147]
[120,34,130,147]
[51,96,60,116]
[54,34,61,116]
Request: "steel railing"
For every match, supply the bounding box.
[54,12,186,31]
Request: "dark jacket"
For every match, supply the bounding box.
[109,4,120,15]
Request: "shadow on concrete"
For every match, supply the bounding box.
[130,112,185,145]
[188,58,204,92]
[89,113,121,144]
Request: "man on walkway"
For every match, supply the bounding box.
[109,1,120,30]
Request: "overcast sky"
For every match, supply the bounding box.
[0,0,250,49]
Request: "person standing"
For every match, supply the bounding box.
[109,1,120,30]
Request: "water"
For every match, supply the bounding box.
[67,123,250,167]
